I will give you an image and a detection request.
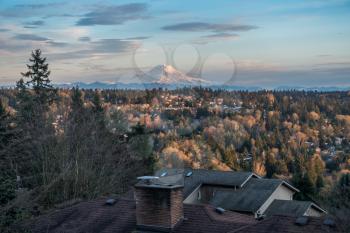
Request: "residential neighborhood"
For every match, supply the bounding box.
[30,169,338,233]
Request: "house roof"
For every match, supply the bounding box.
[210,178,296,213]
[154,168,258,198]
[29,196,339,233]
[230,215,339,233]
[29,197,256,233]
[30,198,137,233]
[264,200,326,217]
[171,204,256,233]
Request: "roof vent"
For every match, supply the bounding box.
[295,216,309,226]
[323,218,336,227]
[160,172,167,177]
[185,171,193,177]
[105,198,116,206]
[215,207,226,214]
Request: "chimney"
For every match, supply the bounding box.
[134,174,184,232]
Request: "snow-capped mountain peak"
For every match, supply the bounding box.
[138,64,210,85]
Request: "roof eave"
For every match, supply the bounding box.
[308,203,327,214]
[240,173,261,188]
[281,181,300,193]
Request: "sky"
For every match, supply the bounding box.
[0,0,349,88]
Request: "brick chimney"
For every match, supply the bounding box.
[134,174,184,232]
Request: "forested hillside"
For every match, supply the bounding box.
[0,50,349,232]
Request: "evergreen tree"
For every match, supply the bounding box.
[20,49,56,108]
[91,90,106,134]
[339,173,350,188]
[0,100,16,206]
[21,50,52,95]
[12,49,57,188]
[265,152,277,178]
[0,100,9,147]
[71,87,84,113]
[316,175,324,190]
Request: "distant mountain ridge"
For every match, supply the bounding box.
[2,82,349,91]
[2,82,349,92]
[1,64,349,91]
[51,82,350,92]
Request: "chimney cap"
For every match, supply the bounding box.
[135,173,184,189]
[137,176,160,180]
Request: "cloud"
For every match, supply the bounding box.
[162,22,258,32]
[0,3,64,18]
[90,39,139,53]
[314,62,350,66]
[9,34,67,48]
[202,33,239,38]
[49,39,139,60]
[43,13,77,19]
[76,3,150,26]
[78,36,91,42]
[13,34,49,41]
[14,3,63,9]
[0,28,10,32]
[23,20,45,28]
[45,41,68,47]
[193,33,240,44]
[125,36,150,40]
[0,38,29,52]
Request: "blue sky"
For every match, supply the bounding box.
[0,0,349,87]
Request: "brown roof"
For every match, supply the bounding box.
[173,204,256,233]
[30,198,137,233]
[29,196,340,233]
[230,215,340,233]
[30,197,256,233]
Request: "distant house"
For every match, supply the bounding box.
[264,200,326,217]
[30,169,336,233]
[157,169,325,218]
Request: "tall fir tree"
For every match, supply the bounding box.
[11,49,57,189]
[20,49,55,106]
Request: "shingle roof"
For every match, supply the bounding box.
[172,204,256,233]
[210,178,291,212]
[230,215,339,233]
[30,198,137,233]
[154,168,257,198]
[29,197,257,233]
[264,200,326,217]
[29,197,339,233]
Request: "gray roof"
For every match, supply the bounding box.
[210,178,294,213]
[264,200,326,217]
[155,168,257,198]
